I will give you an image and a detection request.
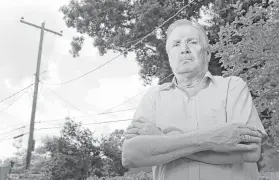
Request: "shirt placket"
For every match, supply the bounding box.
[187,96,200,180]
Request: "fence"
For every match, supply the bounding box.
[260,172,279,180]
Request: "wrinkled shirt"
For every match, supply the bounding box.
[133,71,267,180]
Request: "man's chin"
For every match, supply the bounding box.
[175,68,192,75]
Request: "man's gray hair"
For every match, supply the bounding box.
[166,19,209,52]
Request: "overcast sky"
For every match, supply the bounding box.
[0,0,155,159]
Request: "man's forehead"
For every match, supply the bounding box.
[171,36,200,41]
[168,25,201,40]
[169,33,201,43]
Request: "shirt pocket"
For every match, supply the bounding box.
[198,99,227,129]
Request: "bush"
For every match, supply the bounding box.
[86,172,153,180]
[213,1,279,171]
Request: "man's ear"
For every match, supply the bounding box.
[206,45,212,62]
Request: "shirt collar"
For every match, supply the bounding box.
[160,71,216,91]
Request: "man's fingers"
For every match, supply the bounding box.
[134,116,150,123]
[233,143,258,151]
[165,131,181,135]
[124,133,137,140]
[126,128,139,134]
[238,124,258,132]
[239,135,261,143]
[238,128,262,138]
[127,122,144,130]
[163,127,184,134]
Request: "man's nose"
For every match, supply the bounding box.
[180,41,190,54]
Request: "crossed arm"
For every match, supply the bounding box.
[122,120,262,168]
[163,127,261,165]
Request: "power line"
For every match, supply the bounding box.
[0,125,26,137]
[0,71,173,136]
[1,70,173,139]
[0,83,34,104]
[0,108,136,136]
[0,71,172,141]
[48,88,84,114]
[36,72,173,126]
[40,4,189,86]
[0,118,133,143]
[0,88,29,113]
[38,118,133,129]
[37,108,136,124]
[100,73,174,114]
[0,70,173,137]
[83,118,132,126]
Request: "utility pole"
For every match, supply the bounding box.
[20,17,62,170]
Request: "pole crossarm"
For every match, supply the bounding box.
[20,19,63,36]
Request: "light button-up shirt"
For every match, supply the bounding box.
[133,72,267,180]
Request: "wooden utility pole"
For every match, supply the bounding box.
[20,18,62,169]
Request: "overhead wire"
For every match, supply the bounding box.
[0,83,34,104]
[100,73,174,114]
[0,118,133,143]
[0,125,26,137]
[37,108,136,124]
[0,107,137,136]
[40,3,189,86]
[0,71,173,141]
[0,71,173,136]
[47,88,84,114]
[0,88,29,113]
[36,72,174,125]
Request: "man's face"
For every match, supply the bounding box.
[166,24,210,76]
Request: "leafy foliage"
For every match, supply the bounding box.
[86,172,153,180]
[212,0,279,171]
[60,0,220,85]
[34,119,128,179]
[100,129,128,177]
[41,118,103,180]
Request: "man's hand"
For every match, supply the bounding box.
[164,126,262,164]
[204,123,263,152]
[163,126,185,135]
[124,117,163,139]
[240,143,261,162]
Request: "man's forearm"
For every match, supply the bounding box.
[122,131,211,168]
[186,151,245,165]
[188,142,261,165]
[163,130,259,165]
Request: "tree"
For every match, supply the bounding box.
[60,0,219,85]
[212,0,279,171]
[100,129,128,177]
[42,118,103,180]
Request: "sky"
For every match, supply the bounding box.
[0,0,210,160]
[0,0,156,160]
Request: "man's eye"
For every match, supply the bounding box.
[172,42,179,47]
[189,41,198,44]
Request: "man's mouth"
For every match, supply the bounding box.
[181,58,193,63]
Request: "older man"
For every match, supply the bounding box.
[121,19,267,180]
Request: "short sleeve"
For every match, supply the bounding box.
[226,77,268,144]
[132,86,158,123]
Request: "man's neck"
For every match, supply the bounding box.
[175,72,209,97]
[176,71,207,89]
